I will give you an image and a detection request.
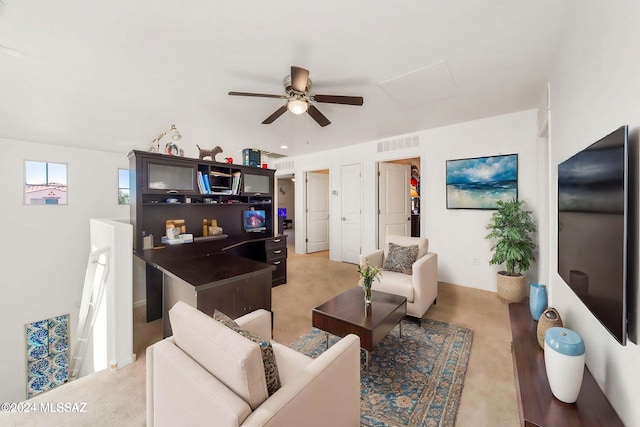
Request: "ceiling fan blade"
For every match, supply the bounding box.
[262,105,288,124]
[313,94,364,106]
[291,66,310,92]
[307,105,331,127]
[229,91,287,99]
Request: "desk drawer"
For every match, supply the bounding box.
[266,247,287,262]
[270,258,287,286]
[266,236,287,250]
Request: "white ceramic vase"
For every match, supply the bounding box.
[544,327,585,403]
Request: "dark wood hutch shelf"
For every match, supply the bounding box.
[509,303,623,427]
[128,150,288,325]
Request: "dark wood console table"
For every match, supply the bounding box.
[509,303,623,427]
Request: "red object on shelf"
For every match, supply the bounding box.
[226,157,233,164]
[411,177,418,186]
[262,163,268,169]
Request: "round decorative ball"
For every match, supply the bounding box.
[537,308,563,349]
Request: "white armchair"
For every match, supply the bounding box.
[360,235,437,325]
[147,301,361,427]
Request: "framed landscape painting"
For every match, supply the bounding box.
[446,154,518,209]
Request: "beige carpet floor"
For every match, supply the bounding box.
[1,231,519,426]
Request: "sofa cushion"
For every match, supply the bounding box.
[383,242,419,274]
[271,341,313,386]
[372,270,414,302]
[385,235,429,260]
[168,301,268,409]
[214,310,281,396]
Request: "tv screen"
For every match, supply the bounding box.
[557,125,628,345]
[243,210,266,232]
[277,208,287,218]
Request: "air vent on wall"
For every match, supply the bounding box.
[377,135,420,153]
[274,160,295,171]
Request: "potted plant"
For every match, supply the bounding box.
[485,199,536,302]
[358,261,382,304]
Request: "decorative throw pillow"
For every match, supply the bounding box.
[214,310,281,396]
[383,242,419,275]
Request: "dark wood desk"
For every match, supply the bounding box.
[509,303,623,427]
[140,239,276,337]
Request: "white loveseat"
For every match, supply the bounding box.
[146,301,361,427]
[360,235,438,324]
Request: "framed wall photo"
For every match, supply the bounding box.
[446,154,518,209]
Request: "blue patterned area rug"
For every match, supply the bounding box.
[290,319,473,427]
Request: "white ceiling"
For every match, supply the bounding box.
[0,1,574,158]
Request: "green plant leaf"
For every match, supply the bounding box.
[485,198,536,276]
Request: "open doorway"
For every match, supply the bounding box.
[377,157,421,249]
[276,174,295,248]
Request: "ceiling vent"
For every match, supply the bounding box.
[377,135,420,153]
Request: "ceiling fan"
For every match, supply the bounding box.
[228,66,364,127]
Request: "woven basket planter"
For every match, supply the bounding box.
[496,272,526,303]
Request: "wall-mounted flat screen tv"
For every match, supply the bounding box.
[557,125,628,345]
[244,209,266,233]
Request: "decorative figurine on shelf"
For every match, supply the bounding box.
[150,124,182,153]
[165,142,180,156]
[197,145,223,162]
[226,156,233,164]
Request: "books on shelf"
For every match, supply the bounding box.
[198,170,243,195]
[204,173,211,194]
[197,171,206,194]
[231,171,242,195]
[197,171,211,194]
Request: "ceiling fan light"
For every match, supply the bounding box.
[287,99,308,115]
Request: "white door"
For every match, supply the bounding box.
[341,163,362,264]
[306,171,330,253]
[378,163,411,248]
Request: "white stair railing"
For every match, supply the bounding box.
[69,247,110,380]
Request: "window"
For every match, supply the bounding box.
[118,169,130,205]
[24,161,68,205]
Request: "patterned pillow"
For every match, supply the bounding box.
[214,310,281,396]
[383,242,419,275]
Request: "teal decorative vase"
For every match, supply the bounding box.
[529,283,547,321]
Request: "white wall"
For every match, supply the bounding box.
[547,2,640,425]
[0,138,129,402]
[421,110,539,290]
[275,109,540,292]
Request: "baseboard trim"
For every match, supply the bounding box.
[133,300,146,309]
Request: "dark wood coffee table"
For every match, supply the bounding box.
[312,287,407,369]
